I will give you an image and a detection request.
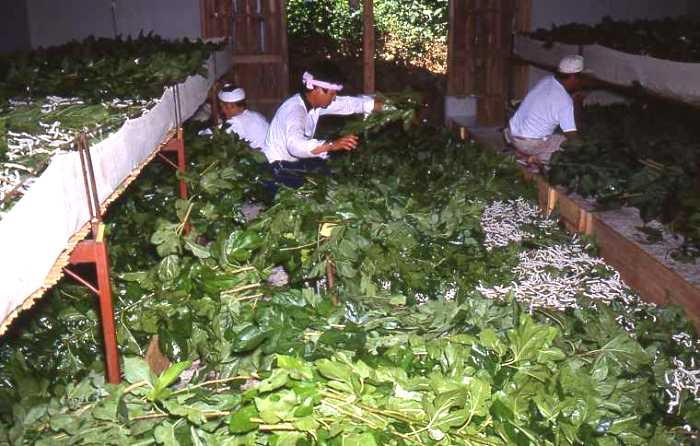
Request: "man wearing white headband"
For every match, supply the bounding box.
[263,61,383,188]
[200,84,269,150]
[505,55,590,171]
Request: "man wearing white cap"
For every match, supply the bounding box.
[263,61,383,188]
[505,55,588,170]
[205,84,269,150]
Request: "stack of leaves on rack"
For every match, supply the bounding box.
[529,16,700,62]
[1,112,699,444]
[0,34,218,216]
[548,101,700,259]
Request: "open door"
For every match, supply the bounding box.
[229,0,289,118]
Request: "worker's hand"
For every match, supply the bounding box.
[372,98,385,113]
[572,91,587,104]
[329,134,359,152]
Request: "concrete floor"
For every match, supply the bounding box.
[468,126,509,153]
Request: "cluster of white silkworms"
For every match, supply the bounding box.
[0,165,36,212]
[40,96,84,113]
[480,198,555,250]
[443,284,457,301]
[103,98,154,117]
[1,97,154,213]
[6,123,74,161]
[665,357,700,414]
[477,241,637,314]
[672,332,699,350]
[415,292,429,305]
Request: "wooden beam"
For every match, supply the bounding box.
[363,0,375,94]
[233,54,283,64]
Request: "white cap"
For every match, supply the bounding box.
[218,87,246,103]
[558,55,588,74]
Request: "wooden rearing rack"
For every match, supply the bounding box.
[63,133,121,384]
[158,84,189,202]
[61,86,191,384]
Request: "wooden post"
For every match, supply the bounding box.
[447,0,476,97]
[93,230,120,384]
[512,0,532,98]
[363,0,375,94]
[67,137,122,388]
[326,259,338,306]
[66,229,121,384]
[279,0,290,97]
[446,0,457,95]
[160,130,188,202]
[475,0,514,126]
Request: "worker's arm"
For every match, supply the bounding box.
[320,96,380,116]
[559,102,580,141]
[283,108,359,157]
[311,135,359,155]
[572,91,586,131]
[564,130,580,141]
[285,109,330,159]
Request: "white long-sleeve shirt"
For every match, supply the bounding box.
[225,109,269,150]
[263,93,374,163]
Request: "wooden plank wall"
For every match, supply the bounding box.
[200,0,232,39]
[447,0,515,126]
[512,0,532,99]
[229,0,289,118]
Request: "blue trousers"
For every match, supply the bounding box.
[270,158,330,188]
[263,158,330,200]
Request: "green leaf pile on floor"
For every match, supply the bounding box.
[1,120,699,445]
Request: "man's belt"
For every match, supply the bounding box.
[508,130,547,141]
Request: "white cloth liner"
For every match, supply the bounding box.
[0,44,233,329]
[513,35,580,70]
[583,44,700,106]
[514,35,700,106]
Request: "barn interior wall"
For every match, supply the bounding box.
[0,1,32,53]
[531,0,694,30]
[25,0,201,49]
[112,0,201,41]
[526,0,697,92]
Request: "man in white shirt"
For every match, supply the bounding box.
[263,62,383,188]
[200,85,269,151]
[505,55,587,170]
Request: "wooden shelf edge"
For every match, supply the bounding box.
[528,168,700,328]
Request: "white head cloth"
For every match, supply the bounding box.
[302,71,343,91]
[218,87,246,102]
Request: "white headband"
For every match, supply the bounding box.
[302,72,343,91]
[218,87,246,102]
